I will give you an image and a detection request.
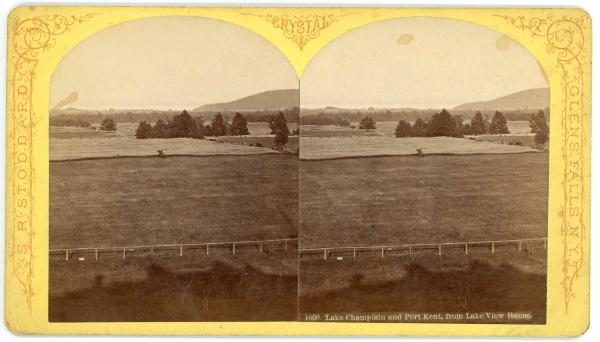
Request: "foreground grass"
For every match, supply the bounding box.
[300,153,548,247]
[50,154,298,321]
[299,153,547,320]
[50,155,298,248]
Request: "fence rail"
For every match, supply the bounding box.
[50,237,546,261]
[50,238,297,261]
[298,237,547,260]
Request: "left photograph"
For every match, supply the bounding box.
[48,16,300,322]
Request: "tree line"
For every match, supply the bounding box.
[300,108,550,127]
[135,110,292,147]
[393,110,510,138]
[50,107,299,125]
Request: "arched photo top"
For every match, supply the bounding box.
[50,16,298,111]
[301,16,549,110]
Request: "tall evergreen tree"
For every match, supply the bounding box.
[270,111,290,146]
[135,121,152,139]
[211,113,227,137]
[230,112,250,136]
[168,110,201,138]
[427,109,459,137]
[470,111,487,135]
[395,119,412,137]
[530,109,549,146]
[488,111,509,134]
[411,118,428,137]
[151,119,167,138]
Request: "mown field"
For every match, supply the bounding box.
[50,154,298,321]
[300,153,547,247]
[299,153,548,321]
[215,135,299,151]
[300,136,538,160]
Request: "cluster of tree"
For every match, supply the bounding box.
[269,112,290,147]
[136,110,204,139]
[136,111,255,139]
[395,110,510,138]
[359,117,376,130]
[300,108,549,126]
[529,110,549,146]
[49,115,91,128]
[100,118,116,131]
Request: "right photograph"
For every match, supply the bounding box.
[298,17,549,324]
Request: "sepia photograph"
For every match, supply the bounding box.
[48,16,300,322]
[298,17,549,324]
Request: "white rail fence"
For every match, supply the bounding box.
[50,237,546,261]
[50,238,297,261]
[300,237,547,260]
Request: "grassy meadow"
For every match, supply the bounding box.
[50,154,298,321]
[300,136,539,160]
[299,153,548,320]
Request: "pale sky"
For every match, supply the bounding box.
[50,16,298,110]
[301,17,549,109]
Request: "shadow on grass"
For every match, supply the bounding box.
[299,260,546,324]
[49,261,297,322]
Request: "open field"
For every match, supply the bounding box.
[51,155,298,247]
[300,136,539,160]
[299,153,547,320]
[50,137,279,160]
[50,154,298,321]
[300,153,547,247]
[472,134,536,147]
[50,128,121,139]
[215,135,299,151]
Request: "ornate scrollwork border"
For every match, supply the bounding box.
[9,13,100,312]
[495,14,588,314]
[242,12,356,50]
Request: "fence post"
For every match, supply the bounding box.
[233,243,236,255]
[179,244,183,257]
[259,243,263,253]
[206,244,210,255]
[122,248,126,260]
[323,249,327,260]
[465,243,468,255]
[95,248,98,261]
[65,250,69,261]
[518,240,522,252]
[381,248,384,259]
[438,244,442,256]
[353,248,356,259]
[491,242,495,254]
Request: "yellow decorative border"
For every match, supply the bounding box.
[4,6,591,336]
[494,13,588,315]
[9,12,101,314]
[241,12,356,50]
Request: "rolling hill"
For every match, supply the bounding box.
[453,88,549,111]
[193,89,299,112]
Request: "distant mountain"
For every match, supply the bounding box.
[193,89,299,112]
[453,88,549,111]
